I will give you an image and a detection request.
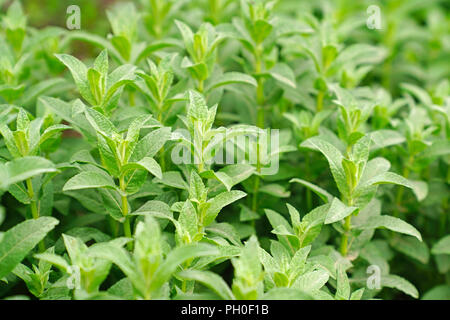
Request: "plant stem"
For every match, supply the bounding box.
[252,45,265,214]
[120,177,133,250]
[340,214,352,256]
[26,178,45,252]
[123,215,132,249]
[26,179,39,220]
[198,79,204,93]
[251,175,260,213]
[316,90,324,112]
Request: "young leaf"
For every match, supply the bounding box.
[300,137,348,196]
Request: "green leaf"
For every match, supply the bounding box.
[154,171,188,190]
[130,127,171,162]
[177,269,234,300]
[325,197,358,224]
[350,288,365,300]
[357,216,422,241]
[370,130,406,151]
[269,63,297,88]
[335,265,350,300]
[381,274,419,299]
[39,124,71,146]
[200,170,233,192]
[206,223,242,247]
[366,172,428,201]
[299,204,330,247]
[205,191,246,226]
[288,245,311,281]
[63,171,117,192]
[55,54,94,104]
[93,49,109,77]
[84,107,118,138]
[259,184,291,198]
[187,90,208,121]
[292,269,329,293]
[34,252,70,272]
[422,285,450,300]
[418,140,450,159]
[301,137,347,196]
[239,205,259,222]
[265,208,295,249]
[400,83,432,107]
[390,236,429,264]
[290,178,333,203]
[178,200,198,241]
[206,72,257,92]
[0,123,21,158]
[150,243,219,292]
[432,236,450,255]
[123,157,162,179]
[87,243,136,283]
[4,157,57,188]
[175,20,194,55]
[189,171,206,201]
[262,288,312,300]
[132,200,172,218]
[0,217,59,279]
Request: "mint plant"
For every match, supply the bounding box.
[0,0,448,301]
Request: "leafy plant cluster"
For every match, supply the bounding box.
[0,0,449,300]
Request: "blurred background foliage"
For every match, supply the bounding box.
[0,0,446,95]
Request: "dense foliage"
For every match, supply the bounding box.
[0,0,449,300]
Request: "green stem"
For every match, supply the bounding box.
[181,259,193,293]
[257,105,265,129]
[26,178,45,252]
[123,215,132,250]
[251,175,260,213]
[109,216,120,238]
[340,214,352,257]
[251,46,265,214]
[120,177,133,251]
[316,90,324,112]
[255,42,265,124]
[26,179,39,220]
[198,79,204,93]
